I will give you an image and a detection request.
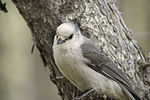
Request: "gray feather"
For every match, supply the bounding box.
[81,38,140,100]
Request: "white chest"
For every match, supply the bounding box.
[53,47,91,91]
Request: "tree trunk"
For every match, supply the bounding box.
[12,0,150,99]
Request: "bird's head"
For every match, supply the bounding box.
[54,22,81,46]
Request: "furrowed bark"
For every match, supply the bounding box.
[12,0,150,99]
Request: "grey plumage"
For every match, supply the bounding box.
[81,38,140,100]
[53,22,140,100]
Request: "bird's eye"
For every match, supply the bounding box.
[56,35,58,39]
[68,34,74,40]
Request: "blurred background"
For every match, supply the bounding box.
[0,0,149,100]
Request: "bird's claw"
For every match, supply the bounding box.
[72,96,82,100]
[56,75,64,79]
[72,88,95,100]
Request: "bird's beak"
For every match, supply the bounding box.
[57,38,65,45]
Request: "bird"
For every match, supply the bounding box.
[52,22,141,100]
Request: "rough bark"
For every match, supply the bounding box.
[0,0,7,12]
[12,0,150,100]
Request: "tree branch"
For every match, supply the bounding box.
[12,0,150,99]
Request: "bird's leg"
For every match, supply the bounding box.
[56,75,64,79]
[73,88,95,100]
[56,73,64,79]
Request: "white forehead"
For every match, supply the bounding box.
[56,22,75,36]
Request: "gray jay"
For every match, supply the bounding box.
[53,22,140,100]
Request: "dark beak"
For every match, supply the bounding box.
[57,38,65,45]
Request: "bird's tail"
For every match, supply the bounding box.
[119,84,141,100]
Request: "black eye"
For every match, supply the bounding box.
[56,35,58,39]
[68,34,74,40]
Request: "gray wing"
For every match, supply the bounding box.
[81,39,140,100]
